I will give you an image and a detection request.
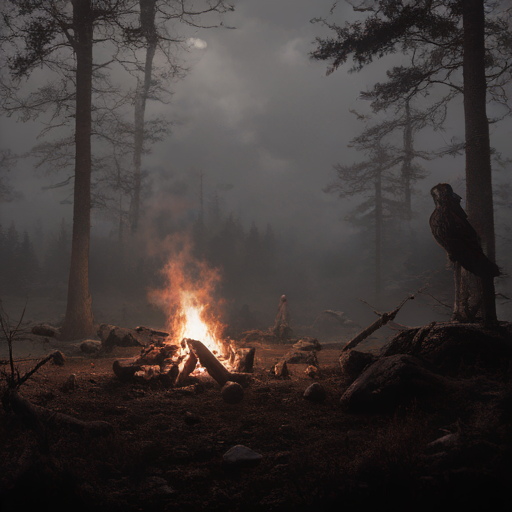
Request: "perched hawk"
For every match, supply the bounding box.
[429,183,499,278]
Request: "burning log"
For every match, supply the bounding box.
[186,338,232,385]
[139,344,178,365]
[134,365,161,380]
[175,349,198,386]
[111,334,252,388]
[186,339,252,387]
[112,344,179,382]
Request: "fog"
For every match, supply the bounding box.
[1,0,511,337]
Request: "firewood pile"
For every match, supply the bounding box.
[112,335,255,389]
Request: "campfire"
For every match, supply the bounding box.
[113,249,255,387]
[170,290,234,370]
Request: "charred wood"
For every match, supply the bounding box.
[112,358,143,381]
[185,339,252,387]
[186,338,232,386]
[175,350,198,386]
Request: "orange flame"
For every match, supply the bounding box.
[148,239,227,358]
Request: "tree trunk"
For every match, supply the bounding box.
[402,98,413,222]
[130,0,158,233]
[375,166,383,303]
[460,0,498,323]
[60,0,96,340]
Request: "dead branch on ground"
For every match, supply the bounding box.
[341,294,415,353]
[1,305,113,439]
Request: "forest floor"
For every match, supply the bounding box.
[1,331,511,512]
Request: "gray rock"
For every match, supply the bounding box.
[223,445,263,466]
[340,354,452,413]
[97,323,116,342]
[293,338,322,352]
[273,360,289,379]
[31,324,59,338]
[102,326,143,351]
[304,365,319,378]
[221,381,244,404]
[427,433,460,453]
[141,476,175,496]
[303,382,326,402]
[284,350,318,365]
[61,373,78,392]
[80,340,101,354]
[339,350,378,384]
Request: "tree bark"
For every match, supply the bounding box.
[375,165,383,303]
[402,98,413,222]
[60,0,96,340]
[460,0,498,323]
[130,0,158,233]
[186,339,251,387]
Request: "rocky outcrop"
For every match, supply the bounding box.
[340,354,454,413]
[381,322,512,376]
[339,349,378,384]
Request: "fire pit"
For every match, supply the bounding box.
[113,254,255,387]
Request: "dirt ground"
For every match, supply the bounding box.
[1,336,511,512]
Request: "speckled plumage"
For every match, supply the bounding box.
[429,183,499,278]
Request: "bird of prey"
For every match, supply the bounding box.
[429,183,499,323]
[430,183,499,278]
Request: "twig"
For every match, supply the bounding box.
[0,303,28,387]
[417,288,452,310]
[17,351,65,388]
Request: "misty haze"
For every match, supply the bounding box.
[1,2,511,511]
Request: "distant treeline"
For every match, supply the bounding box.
[0,213,282,306]
[5,197,505,324]
[0,220,69,297]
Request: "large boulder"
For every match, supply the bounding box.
[381,322,512,376]
[340,354,453,413]
[339,350,378,384]
[80,340,101,355]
